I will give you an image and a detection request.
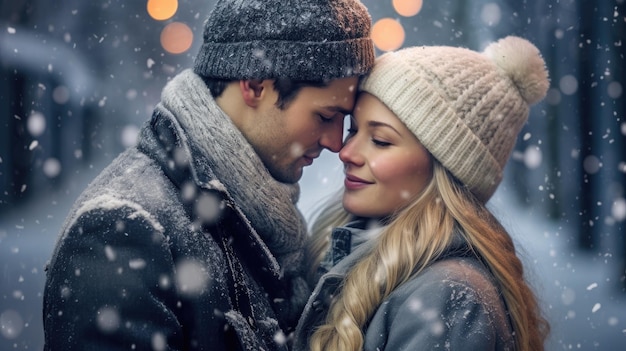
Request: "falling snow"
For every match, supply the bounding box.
[1,0,625,350]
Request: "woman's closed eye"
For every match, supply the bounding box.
[372,138,391,147]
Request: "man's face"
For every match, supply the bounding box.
[245,77,359,183]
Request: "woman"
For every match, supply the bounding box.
[293,36,550,351]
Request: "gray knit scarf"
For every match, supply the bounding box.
[160,69,309,324]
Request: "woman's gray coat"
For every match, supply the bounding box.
[293,223,515,351]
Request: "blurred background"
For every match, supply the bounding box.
[1,0,624,349]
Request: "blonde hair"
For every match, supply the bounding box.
[306,161,549,351]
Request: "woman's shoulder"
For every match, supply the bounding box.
[365,257,514,350]
[382,256,512,336]
[393,256,501,307]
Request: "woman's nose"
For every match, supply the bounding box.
[339,136,362,165]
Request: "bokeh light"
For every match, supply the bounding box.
[607,81,622,99]
[392,0,423,17]
[523,145,542,169]
[372,18,405,52]
[152,332,167,351]
[27,111,46,137]
[52,85,70,104]
[175,260,210,297]
[160,22,193,54]
[612,198,626,222]
[583,155,602,174]
[43,158,62,178]
[480,3,502,26]
[147,0,178,21]
[0,309,24,339]
[96,306,120,334]
[559,74,578,95]
[120,124,140,148]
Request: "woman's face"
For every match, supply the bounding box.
[340,92,433,218]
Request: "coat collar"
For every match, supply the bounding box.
[137,107,283,278]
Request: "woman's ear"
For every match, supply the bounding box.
[239,79,265,107]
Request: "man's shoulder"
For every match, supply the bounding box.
[64,148,186,232]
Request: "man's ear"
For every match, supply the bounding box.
[240,79,266,107]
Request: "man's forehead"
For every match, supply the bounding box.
[320,105,352,115]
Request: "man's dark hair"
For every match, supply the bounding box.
[202,77,328,110]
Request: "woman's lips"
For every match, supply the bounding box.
[344,173,373,190]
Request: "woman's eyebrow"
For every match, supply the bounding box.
[367,120,401,136]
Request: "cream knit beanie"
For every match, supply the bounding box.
[360,36,549,202]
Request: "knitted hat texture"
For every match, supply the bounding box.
[194,0,375,81]
[360,36,549,202]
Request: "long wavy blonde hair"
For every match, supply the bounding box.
[306,161,549,351]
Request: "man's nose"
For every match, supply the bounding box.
[320,123,344,153]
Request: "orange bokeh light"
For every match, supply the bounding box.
[392,0,423,17]
[371,18,405,52]
[147,0,178,21]
[160,22,193,54]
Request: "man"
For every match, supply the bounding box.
[42,0,374,349]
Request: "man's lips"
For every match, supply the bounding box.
[344,173,373,190]
[302,153,319,166]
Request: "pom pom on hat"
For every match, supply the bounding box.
[483,36,550,105]
[360,36,549,202]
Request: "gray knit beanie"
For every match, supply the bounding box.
[193,0,375,81]
[360,36,549,202]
